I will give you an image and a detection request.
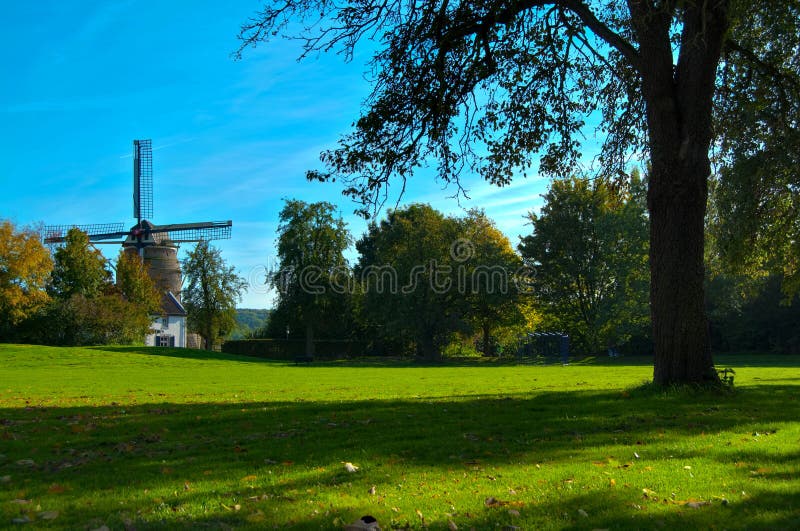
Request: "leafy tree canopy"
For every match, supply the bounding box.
[272,200,352,354]
[519,174,649,354]
[49,228,111,299]
[115,250,162,315]
[0,220,52,335]
[356,203,465,359]
[182,241,247,350]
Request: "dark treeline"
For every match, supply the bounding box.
[251,175,799,359]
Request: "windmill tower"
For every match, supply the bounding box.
[43,139,233,347]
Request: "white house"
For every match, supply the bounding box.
[145,291,187,348]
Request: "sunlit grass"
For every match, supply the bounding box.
[1,344,798,529]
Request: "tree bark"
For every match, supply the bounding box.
[305,321,315,358]
[631,1,729,385]
[417,332,440,361]
[482,322,493,357]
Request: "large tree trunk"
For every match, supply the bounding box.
[632,2,729,385]
[482,322,493,357]
[417,331,440,361]
[305,321,315,358]
[649,159,717,384]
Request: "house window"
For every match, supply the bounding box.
[162,317,169,329]
[159,335,172,347]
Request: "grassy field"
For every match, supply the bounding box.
[1,344,798,529]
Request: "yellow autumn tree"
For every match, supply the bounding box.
[115,250,162,315]
[0,220,52,337]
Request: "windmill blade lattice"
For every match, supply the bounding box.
[42,223,127,244]
[133,139,153,222]
[151,221,232,242]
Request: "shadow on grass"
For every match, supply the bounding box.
[1,385,798,529]
[89,346,800,374]
[89,346,584,369]
[93,345,272,364]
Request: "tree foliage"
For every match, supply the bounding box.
[49,228,111,299]
[519,175,649,355]
[271,200,352,355]
[0,220,52,337]
[458,209,524,355]
[19,229,158,346]
[115,251,162,315]
[356,204,466,359]
[182,241,247,350]
[239,1,800,384]
[711,2,800,299]
[37,292,156,346]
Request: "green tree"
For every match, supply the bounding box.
[710,3,800,300]
[49,228,111,299]
[115,251,162,314]
[519,176,649,355]
[239,1,800,384]
[0,220,52,338]
[272,200,352,357]
[182,241,247,350]
[458,209,524,356]
[35,229,155,346]
[356,204,464,360]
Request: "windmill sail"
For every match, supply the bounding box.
[42,223,127,244]
[145,221,232,243]
[133,139,153,222]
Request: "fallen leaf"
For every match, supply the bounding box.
[39,511,59,520]
[683,466,692,470]
[448,520,458,530]
[642,488,658,500]
[685,501,710,509]
[12,517,32,525]
[15,459,36,467]
[344,462,359,473]
[11,499,31,504]
[508,509,520,517]
[241,475,257,482]
[610,478,617,487]
[368,485,376,495]
[0,475,10,483]
[578,508,588,518]
[48,484,66,494]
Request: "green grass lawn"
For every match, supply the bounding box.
[1,344,798,529]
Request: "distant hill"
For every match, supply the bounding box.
[230,308,271,339]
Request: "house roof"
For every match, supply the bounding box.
[161,291,187,316]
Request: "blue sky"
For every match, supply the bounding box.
[0,1,550,308]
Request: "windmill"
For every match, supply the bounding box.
[43,139,232,306]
